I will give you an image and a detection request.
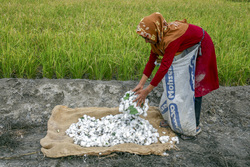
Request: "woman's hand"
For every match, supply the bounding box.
[133,84,155,107]
[133,88,150,107]
[132,74,148,93]
[132,84,144,93]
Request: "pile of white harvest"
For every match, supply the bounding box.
[119,91,149,117]
[66,91,179,147]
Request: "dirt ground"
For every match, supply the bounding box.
[0,78,249,167]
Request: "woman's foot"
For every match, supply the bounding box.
[196,126,202,135]
[160,120,169,128]
[180,127,202,140]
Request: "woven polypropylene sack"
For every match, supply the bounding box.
[159,44,200,136]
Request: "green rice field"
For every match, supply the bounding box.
[0,0,249,86]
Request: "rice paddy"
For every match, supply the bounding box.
[0,0,249,86]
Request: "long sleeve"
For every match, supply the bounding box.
[150,40,181,87]
[143,50,158,78]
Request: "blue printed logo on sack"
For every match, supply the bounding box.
[169,103,183,133]
[165,66,175,100]
[189,54,196,91]
[160,101,168,114]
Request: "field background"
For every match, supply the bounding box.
[0,0,249,86]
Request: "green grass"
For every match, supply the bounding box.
[0,0,249,86]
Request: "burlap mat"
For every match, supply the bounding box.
[40,105,177,158]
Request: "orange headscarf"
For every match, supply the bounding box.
[136,12,189,56]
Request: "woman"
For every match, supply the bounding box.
[132,12,219,139]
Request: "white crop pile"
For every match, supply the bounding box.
[66,91,179,147]
[119,91,149,117]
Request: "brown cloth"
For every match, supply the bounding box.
[40,105,177,158]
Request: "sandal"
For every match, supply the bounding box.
[196,126,202,135]
[160,120,169,128]
[180,127,202,140]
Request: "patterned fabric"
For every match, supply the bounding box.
[136,12,189,56]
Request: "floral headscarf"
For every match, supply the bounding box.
[136,12,189,56]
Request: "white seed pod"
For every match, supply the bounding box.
[159,136,170,144]
[171,136,179,144]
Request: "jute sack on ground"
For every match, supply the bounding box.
[40,105,177,158]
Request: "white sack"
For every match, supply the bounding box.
[159,44,200,136]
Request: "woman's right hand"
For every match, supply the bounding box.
[132,84,144,93]
[132,74,148,93]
